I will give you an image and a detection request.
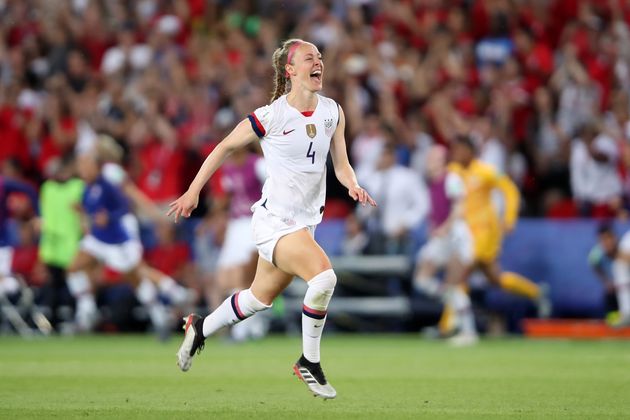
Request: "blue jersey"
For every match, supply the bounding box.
[82,176,130,244]
[0,176,39,247]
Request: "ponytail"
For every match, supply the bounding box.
[270,39,305,102]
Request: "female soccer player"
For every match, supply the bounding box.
[169,39,376,399]
[67,151,169,334]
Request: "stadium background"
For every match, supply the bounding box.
[2,0,630,331]
[1,1,630,418]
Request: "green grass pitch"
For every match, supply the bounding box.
[0,334,628,419]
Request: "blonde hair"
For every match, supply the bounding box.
[95,134,124,164]
[270,38,305,102]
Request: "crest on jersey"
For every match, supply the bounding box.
[324,118,334,136]
[306,124,317,138]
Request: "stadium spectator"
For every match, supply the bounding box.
[570,122,622,218]
[357,140,428,255]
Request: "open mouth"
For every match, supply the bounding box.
[310,70,322,83]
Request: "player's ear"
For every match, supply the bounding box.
[285,63,295,78]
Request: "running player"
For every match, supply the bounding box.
[95,135,193,308]
[413,145,477,345]
[449,136,551,320]
[169,39,377,399]
[66,151,169,334]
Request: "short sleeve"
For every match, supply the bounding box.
[247,104,273,139]
[445,172,465,199]
[102,163,127,186]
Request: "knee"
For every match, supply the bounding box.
[308,269,337,291]
[304,269,337,309]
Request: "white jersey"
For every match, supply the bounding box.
[102,162,127,186]
[248,94,340,225]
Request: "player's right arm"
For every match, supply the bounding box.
[167,119,258,222]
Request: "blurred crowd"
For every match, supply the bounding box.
[4,0,630,331]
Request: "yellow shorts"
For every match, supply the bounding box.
[471,223,502,264]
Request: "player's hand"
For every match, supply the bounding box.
[167,190,200,223]
[93,210,109,227]
[349,184,377,207]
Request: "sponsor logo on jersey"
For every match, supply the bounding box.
[306,124,317,138]
[283,128,295,135]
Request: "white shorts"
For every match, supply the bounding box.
[251,208,316,265]
[418,220,474,266]
[0,246,13,276]
[121,213,141,242]
[217,216,257,268]
[80,235,142,273]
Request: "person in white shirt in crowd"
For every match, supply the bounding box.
[570,121,623,217]
[358,139,429,255]
[351,113,387,183]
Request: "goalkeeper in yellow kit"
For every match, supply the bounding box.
[444,136,550,337]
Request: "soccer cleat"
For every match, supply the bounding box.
[610,315,630,329]
[448,332,479,347]
[293,355,336,399]
[176,314,205,372]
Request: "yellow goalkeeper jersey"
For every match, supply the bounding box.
[448,159,519,262]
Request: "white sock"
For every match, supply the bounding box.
[136,278,169,329]
[158,276,188,304]
[612,260,630,317]
[449,287,476,336]
[67,271,98,329]
[302,269,337,363]
[202,288,270,337]
[414,275,442,298]
[0,275,21,296]
[67,271,91,298]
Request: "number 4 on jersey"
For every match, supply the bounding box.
[306,142,315,164]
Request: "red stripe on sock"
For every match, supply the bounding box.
[234,292,246,319]
[303,304,326,316]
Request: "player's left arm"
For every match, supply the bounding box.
[330,105,376,207]
[493,172,520,233]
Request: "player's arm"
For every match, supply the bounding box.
[122,181,166,221]
[588,246,614,290]
[168,120,258,221]
[493,172,520,232]
[330,106,376,207]
[433,172,465,236]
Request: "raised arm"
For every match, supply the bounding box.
[167,119,259,221]
[329,105,376,207]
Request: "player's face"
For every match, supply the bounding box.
[288,43,324,92]
[599,232,617,255]
[451,143,474,166]
[76,154,100,183]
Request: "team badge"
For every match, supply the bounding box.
[324,118,334,136]
[306,124,317,138]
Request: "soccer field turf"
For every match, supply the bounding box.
[0,334,628,419]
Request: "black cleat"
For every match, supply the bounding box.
[176,314,205,371]
[293,355,337,399]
